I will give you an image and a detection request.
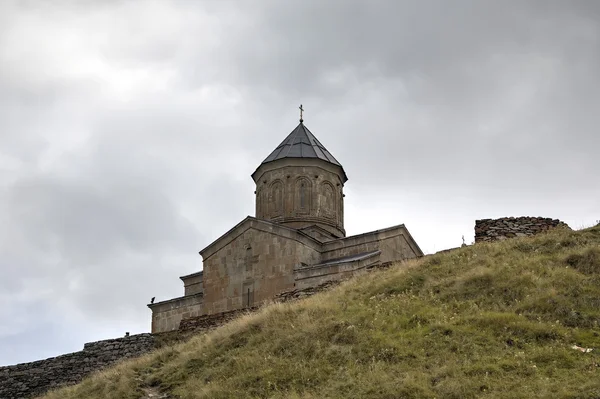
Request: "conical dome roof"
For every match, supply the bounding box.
[256,122,347,182]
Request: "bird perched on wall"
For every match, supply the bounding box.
[150,297,155,304]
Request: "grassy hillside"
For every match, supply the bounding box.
[42,225,600,399]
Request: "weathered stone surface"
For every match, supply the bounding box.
[273,280,340,302]
[149,292,204,334]
[178,307,258,334]
[200,219,321,316]
[0,334,156,399]
[293,250,381,289]
[181,271,204,296]
[474,216,570,243]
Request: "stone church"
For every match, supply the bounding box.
[148,117,423,333]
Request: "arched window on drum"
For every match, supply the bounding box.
[269,180,283,218]
[321,182,336,219]
[295,177,312,214]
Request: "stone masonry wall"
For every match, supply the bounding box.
[475,216,570,243]
[273,280,340,302]
[0,333,155,399]
[201,226,320,316]
[150,293,204,334]
[178,307,258,334]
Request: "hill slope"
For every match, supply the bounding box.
[42,225,600,399]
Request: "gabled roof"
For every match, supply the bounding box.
[257,122,347,181]
[199,216,324,261]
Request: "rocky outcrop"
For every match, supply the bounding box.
[0,333,155,399]
[475,216,570,243]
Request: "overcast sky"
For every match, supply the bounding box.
[1,0,598,366]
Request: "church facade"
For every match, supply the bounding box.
[148,120,423,333]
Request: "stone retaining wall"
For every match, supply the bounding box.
[475,216,570,243]
[273,280,340,302]
[0,333,155,399]
[178,307,258,334]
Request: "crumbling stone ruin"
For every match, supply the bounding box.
[475,216,570,243]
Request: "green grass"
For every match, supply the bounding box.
[41,225,600,398]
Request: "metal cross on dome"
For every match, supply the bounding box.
[299,104,304,122]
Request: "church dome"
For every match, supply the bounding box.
[252,118,347,238]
